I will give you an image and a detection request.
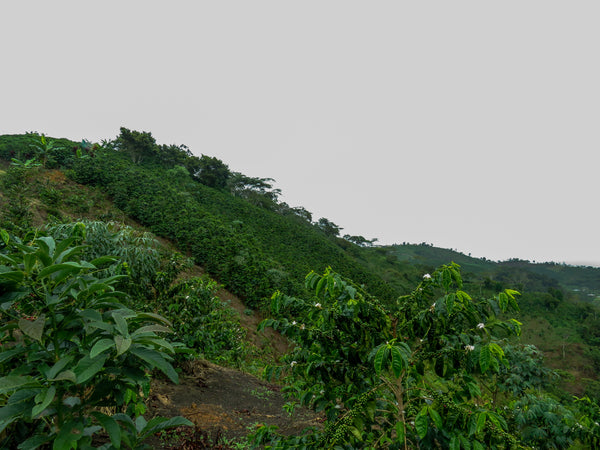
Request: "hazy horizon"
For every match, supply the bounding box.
[2,2,598,267]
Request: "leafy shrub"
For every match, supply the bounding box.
[0,229,191,449]
[163,277,249,367]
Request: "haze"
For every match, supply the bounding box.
[2,1,598,266]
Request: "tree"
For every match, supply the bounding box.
[186,154,231,189]
[115,127,158,164]
[315,217,342,237]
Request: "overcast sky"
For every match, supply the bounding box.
[2,1,599,266]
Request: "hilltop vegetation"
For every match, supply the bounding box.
[1,130,600,449]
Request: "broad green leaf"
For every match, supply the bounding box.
[476,412,487,433]
[91,411,121,448]
[74,354,109,384]
[445,293,455,314]
[115,336,132,356]
[130,347,178,384]
[32,385,56,418]
[0,229,9,245]
[449,436,460,450]
[488,342,504,358]
[395,421,405,443]
[113,311,129,337]
[390,345,407,378]
[37,262,82,280]
[50,370,77,383]
[18,315,45,342]
[0,376,36,395]
[414,408,428,439]
[90,339,115,358]
[0,271,24,283]
[428,407,443,429]
[131,324,172,337]
[472,441,485,450]
[136,311,172,326]
[16,434,52,450]
[315,275,327,297]
[373,344,389,375]
[46,356,74,380]
[479,345,491,373]
[348,426,362,440]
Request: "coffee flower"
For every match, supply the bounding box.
[314,303,322,308]
[423,273,431,279]
[465,345,475,352]
[477,323,485,329]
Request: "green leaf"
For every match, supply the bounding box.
[130,347,178,383]
[476,412,487,433]
[91,411,121,448]
[348,426,362,440]
[395,421,405,443]
[472,440,485,450]
[445,293,456,314]
[18,315,45,342]
[0,376,37,395]
[50,370,77,383]
[0,229,9,245]
[37,262,82,280]
[373,344,389,375]
[414,408,428,439]
[390,345,407,378]
[112,311,129,338]
[74,354,109,384]
[449,435,460,450]
[16,434,52,450]
[115,336,132,356]
[46,356,74,380]
[32,385,56,418]
[131,324,172,337]
[479,345,491,373]
[90,339,115,358]
[0,270,24,283]
[428,407,443,429]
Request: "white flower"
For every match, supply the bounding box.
[423,273,431,279]
[320,390,325,395]
[314,303,322,308]
[291,321,297,326]
[335,404,342,409]
[477,323,485,329]
[429,303,436,312]
[300,324,305,330]
[465,345,475,352]
[290,361,297,367]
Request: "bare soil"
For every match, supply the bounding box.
[144,288,319,448]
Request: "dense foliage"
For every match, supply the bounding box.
[2,130,600,448]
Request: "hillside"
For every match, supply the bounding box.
[2,130,600,448]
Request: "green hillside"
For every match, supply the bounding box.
[2,130,600,448]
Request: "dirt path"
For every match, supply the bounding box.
[147,360,320,447]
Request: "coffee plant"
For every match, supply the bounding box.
[256,264,529,448]
[0,228,191,449]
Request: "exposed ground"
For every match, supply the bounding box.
[144,289,319,449]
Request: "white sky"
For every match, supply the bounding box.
[2,1,599,266]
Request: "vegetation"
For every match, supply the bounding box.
[1,130,600,448]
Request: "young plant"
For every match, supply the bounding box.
[0,229,191,449]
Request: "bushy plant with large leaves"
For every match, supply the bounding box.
[256,264,530,449]
[0,229,191,449]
